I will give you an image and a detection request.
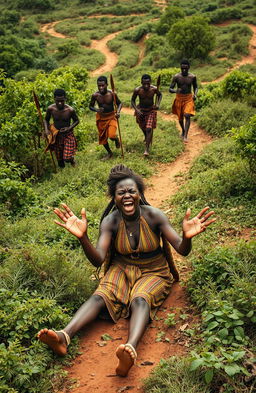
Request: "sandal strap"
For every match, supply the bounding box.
[55,330,71,346]
[125,343,137,364]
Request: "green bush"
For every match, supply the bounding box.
[151,67,180,86]
[0,288,70,393]
[168,15,215,60]
[155,6,185,35]
[222,70,256,100]
[231,114,256,172]
[0,160,38,216]
[196,99,256,137]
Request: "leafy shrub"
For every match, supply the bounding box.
[188,241,256,383]
[168,16,215,60]
[155,6,185,35]
[15,0,55,10]
[231,114,256,172]
[0,160,38,216]
[196,99,256,137]
[0,288,70,393]
[151,68,179,86]
[144,357,210,393]
[222,70,256,100]
[208,7,242,23]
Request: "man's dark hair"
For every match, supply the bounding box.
[97,76,108,84]
[54,88,66,97]
[141,74,151,82]
[180,59,190,67]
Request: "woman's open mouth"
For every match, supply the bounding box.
[123,201,135,214]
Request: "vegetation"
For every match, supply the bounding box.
[0,0,255,392]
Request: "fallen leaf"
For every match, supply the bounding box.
[101,333,113,341]
[180,323,189,331]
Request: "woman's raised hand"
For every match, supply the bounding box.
[54,203,87,238]
[182,206,216,239]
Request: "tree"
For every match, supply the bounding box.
[156,6,185,35]
[168,16,215,60]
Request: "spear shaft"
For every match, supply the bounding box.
[110,74,124,159]
[33,90,57,172]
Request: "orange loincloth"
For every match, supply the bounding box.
[96,111,117,145]
[172,93,195,120]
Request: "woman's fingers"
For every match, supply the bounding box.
[196,206,210,219]
[81,207,86,221]
[61,203,74,217]
[200,210,215,222]
[53,208,67,222]
[54,219,66,228]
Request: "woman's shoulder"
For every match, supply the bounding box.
[141,205,167,222]
[100,209,120,230]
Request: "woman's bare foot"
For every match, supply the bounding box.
[37,329,67,356]
[116,343,137,377]
[143,150,149,157]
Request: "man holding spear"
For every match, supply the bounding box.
[131,74,161,157]
[89,75,123,160]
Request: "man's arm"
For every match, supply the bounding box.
[114,93,122,118]
[131,88,142,116]
[192,76,198,100]
[154,88,162,109]
[89,93,103,113]
[169,76,178,94]
[69,109,79,131]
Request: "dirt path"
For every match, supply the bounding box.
[90,32,120,77]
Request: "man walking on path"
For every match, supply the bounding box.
[169,60,198,142]
[131,74,162,157]
[45,89,79,168]
[89,76,122,160]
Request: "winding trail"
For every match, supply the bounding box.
[39,15,256,393]
[90,32,120,77]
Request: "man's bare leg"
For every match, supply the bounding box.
[38,295,106,355]
[116,297,150,376]
[184,114,191,143]
[102,142,113,159]
[179,117,185,140]
[110,137,120,149]
[144,128,153,156]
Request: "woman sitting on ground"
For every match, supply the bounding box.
[38,164,215,377]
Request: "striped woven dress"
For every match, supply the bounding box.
[94,215,172,322]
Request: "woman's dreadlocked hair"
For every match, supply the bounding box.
[100,164,150,223]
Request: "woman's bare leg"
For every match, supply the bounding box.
[38,295,106,355]
[116,297,150,376]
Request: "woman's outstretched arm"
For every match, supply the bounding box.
[158,206,216,256]
[54,203,113,267]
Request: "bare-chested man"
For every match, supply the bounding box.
[169,60,198,142]
[131,74,162,157]
[89,76,122,160]
[45,88,79,168]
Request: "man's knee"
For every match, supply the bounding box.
[184,113,191,119]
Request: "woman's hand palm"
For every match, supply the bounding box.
[65,215,87,238]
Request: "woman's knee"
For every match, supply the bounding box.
[131,296,149,310]
[90,294,106,308]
